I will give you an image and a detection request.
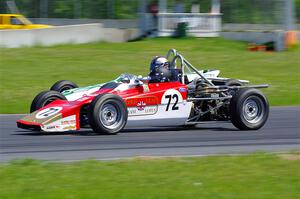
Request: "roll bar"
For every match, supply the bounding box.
[166,49,214,86]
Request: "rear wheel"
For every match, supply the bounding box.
[88,94,128,135]
[225,79,243,87]
[30,90,67,113]
[230,88,269,130]
[50,80,78,93]
[226,79,243,96]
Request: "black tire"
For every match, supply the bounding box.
[230,88,269,130]
[50,80,78,93]
[226,79,243,96]
[88,94,128,135]
[225,79,243,86]
[30,90,67,113]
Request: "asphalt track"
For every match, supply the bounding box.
[0,107,299,162]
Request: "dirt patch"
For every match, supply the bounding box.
[278,154,300,161]
[134,156,163,160]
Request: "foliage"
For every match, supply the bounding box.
[221,0,284,24]
[0,0,299,23]
[296,0,300,23]
[0,0,139,19]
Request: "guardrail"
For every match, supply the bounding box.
[29,18,138,28]
[158,13,222,37]
[0,23,140,48]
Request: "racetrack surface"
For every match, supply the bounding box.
[0,107,299,162]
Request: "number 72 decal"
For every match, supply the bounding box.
[161,89,183,111]
[165,94,179,111]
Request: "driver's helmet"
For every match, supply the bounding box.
[149,56,171,82]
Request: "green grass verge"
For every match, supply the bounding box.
[0,153,299,199]
[0,38,299,113]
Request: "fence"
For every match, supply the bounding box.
[157,13,222,37]
[1,0,298,29]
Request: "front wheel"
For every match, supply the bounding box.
[88,94,128,135]
[50,80,78,93]
[230,88,269,130]
[30,90,67,113]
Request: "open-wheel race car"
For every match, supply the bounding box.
[17,49,269,134]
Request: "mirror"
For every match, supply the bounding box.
[120,77,130,84]
[134,79,143,86]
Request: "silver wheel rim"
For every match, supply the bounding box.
[99,103,122,129]
[242,96,264,124]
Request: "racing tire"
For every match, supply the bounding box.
[88,94,128,135]
[226,79,243,96]
[30,90,67,113]
[50,80,78,93]
[225,79,243,86]
[230,88,269,130]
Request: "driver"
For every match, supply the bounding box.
[149,56,172,83]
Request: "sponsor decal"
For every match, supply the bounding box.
[127,97,158,116]
[126,96,158,107]
[45,125,60,130]
[142,84,150,92]
[36,107,63,119]
[128,106,158,116]
[61,120,76,125]
[41,115,77,132]
[179,87,187,93]
[137,101,146,111]
[46,125,56,130]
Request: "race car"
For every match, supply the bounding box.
[17,49,269,134]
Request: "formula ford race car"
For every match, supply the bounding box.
[17,49,269,134]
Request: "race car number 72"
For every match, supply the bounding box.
[165,94,179,111]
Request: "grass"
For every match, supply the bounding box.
[0,153,299,199]
[0,37,299,113]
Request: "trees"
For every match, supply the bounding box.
[0,0,298,23]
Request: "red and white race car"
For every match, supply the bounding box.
[17,49,269,134]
